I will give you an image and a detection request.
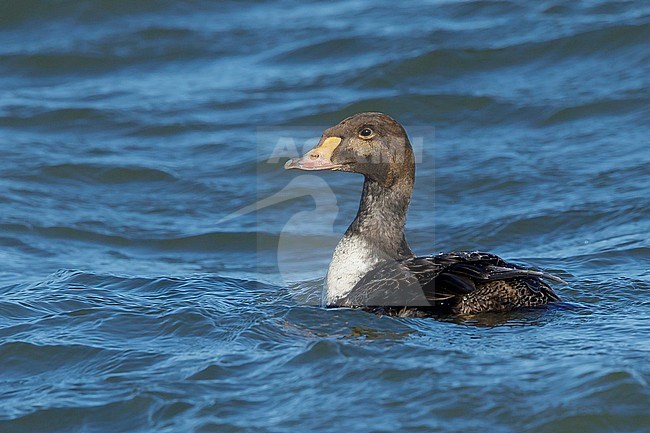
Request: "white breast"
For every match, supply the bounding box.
[324,235,381,306]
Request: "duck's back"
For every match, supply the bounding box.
[334,251,561,315]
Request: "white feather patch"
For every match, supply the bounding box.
[324,235,380,306]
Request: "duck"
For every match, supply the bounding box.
[284,112,563,316]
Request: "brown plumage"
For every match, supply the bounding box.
[285,112,562,316]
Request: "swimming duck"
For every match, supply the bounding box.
[284,112,562,315]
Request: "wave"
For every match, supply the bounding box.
[541,96,650,125]
[39,163,177,183]
[0,106,138,132]
[0,222,336,253]
[285,93,533,127]
[3,161,218,195]
[2,0,212,27]
[358,21,649,81]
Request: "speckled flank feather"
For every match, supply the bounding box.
[455,277,560,315]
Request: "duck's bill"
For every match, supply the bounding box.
[284,155,342,171]
[284,136,344,171]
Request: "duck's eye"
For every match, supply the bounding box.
[359,127,374,138]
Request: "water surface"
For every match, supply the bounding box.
[1,1,649,432]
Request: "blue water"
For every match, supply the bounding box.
[1,1,649,432]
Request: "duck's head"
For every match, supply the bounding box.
[285,112,415,187]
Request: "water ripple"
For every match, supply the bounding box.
[1,1,649,431]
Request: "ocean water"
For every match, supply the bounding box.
[1,0,649,432]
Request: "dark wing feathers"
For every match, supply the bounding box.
[341,250,562,310]
[339,259,431,306]
[483,265,567,284]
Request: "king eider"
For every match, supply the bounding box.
[285,112,563,316]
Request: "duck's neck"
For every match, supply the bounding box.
[345,176,415,259]
[325,175,415,305]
